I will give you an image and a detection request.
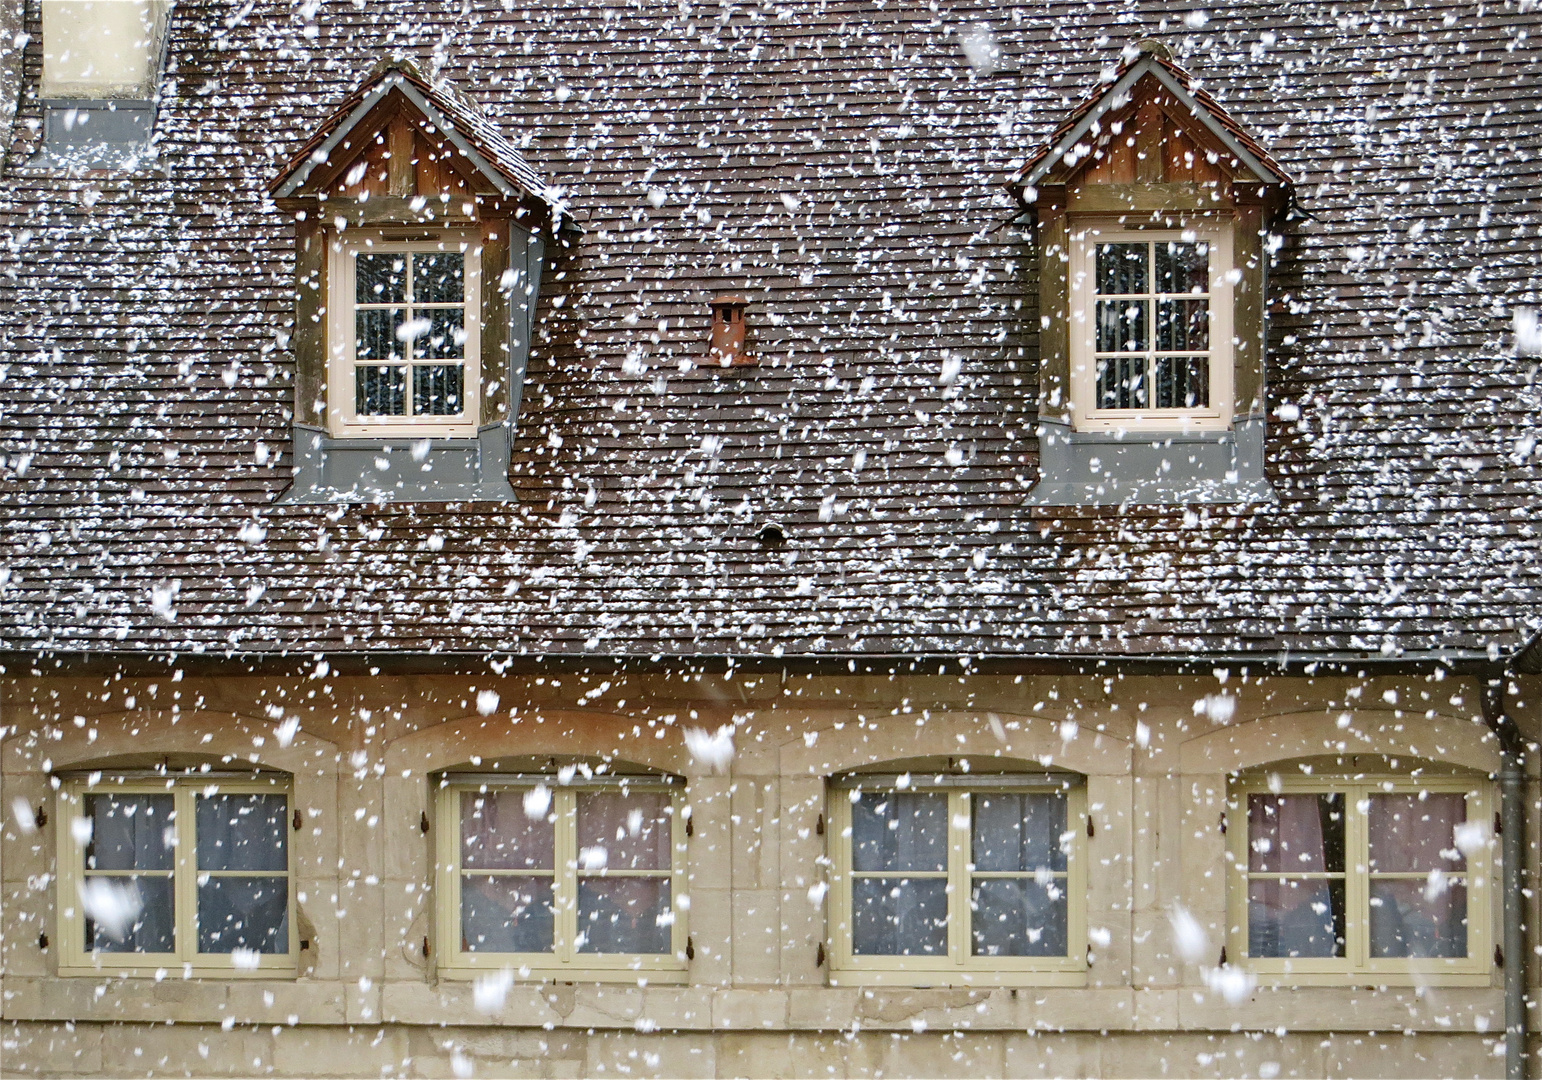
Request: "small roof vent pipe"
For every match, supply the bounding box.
[708,294,753,367]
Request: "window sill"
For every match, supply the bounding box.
[434,965,690,984]
[828,967,1088,989]
[279,422,516,504]
[57,963,300,979]
[1025,416,1275,506]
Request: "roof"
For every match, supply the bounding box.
[1,1,1540,669]
[1009,44,1295,194]
[269,56,563,217]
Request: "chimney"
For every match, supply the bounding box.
[708,295,752,367]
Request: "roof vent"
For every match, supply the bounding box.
[708,295,753,367]
[755,522,787,550]
[1135,38,1173,62]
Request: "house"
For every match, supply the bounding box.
[1,0,1540,1076]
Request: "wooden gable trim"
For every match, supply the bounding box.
[1019,56,1288,192]
[272,75,519,200]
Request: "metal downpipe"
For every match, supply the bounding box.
[1486,677,1529,1080]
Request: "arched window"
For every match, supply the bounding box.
[55,761,296,975]
[1227,756,1494,986]
[827,759,1087,986]
[432,758,689,981]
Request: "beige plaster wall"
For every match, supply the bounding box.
[0,669,1536,1078]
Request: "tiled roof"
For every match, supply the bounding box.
[1,0,1539,666]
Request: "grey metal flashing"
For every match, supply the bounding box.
[1024,417,1276,505]
[272,75,516,200]
[506,228,547,439]
[279,422,516,504]
[31,99,155,169]
[1020,58,1283,191]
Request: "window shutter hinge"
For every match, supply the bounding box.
[1219,945,1228,966]
[816,813,825,836]
[422,936,431,959]
[1219,812,1227,835]
[816,941,826,967]
[35,805,47,828]
[38,931,48,950]
[292,809,302,831]
[1496,944,1505,969]
[1086,944,1093,965]
[421,811,430,834]
[1495,811,1503,837]
[685,816,693,837]
[300,939,311,951]
[686,936,695,961]
[1087,816,1095,838]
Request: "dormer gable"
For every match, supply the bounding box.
[1011,42,1292,211]
[268,56,565,233]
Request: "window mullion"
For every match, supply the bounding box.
[1346,784,1369,971]
[556,789,576,964]
[175,784,197,965]
[950,791,968,966]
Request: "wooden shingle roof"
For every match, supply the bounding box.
[1,0,1539,669]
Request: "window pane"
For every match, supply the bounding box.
[1156,298,1209,351]
[1368,793,1467,873]
[1155,356,1210,409]
[197,877,289,954]
[970,878,1068,957]
[461,876,555,953]
[85,793,175,871]
[1096,299,1148,353]
[851,877,948,956]
[356,365,406,416]
[355,308,404,361]
[196,793,287,873]
[576,791,671,872]
[1369,879,1467,959]
[576,878,672,954]
[85,876,175,953]
[460,791,554,871]
[416,308,466,361]
[850,792,947,873]
[1096,243,1147,295]
[413,252,465,304]
[1247,877,1346,958]
[1096,355,1148,410]
[1155,241,1208,293]
[1247,793,1345,874]
[971,793,1067,873]
[413,365,464,416]
[356,253,406,304]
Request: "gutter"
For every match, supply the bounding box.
[1483,656,1534,1080]
[0,645,1517,680]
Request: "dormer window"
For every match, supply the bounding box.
[1010,42,1290,505]
[1070,223,1232,432]
[267,57,570,503]
[331,233,481,437]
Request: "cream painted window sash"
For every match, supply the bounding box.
[1226,775,1493,987]
[827,775,1088,987]
[56,775,297,976]
[1068,220,1234,433]
[434,778,689,981]
[327,230,482,438]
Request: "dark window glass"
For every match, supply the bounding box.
[971,793,1067,873]
[1248,878,1347,958]
[355,308,404,362]
[1154,241,1209,294]
[851,792,947,874]
[851,877,949,955]
[576,879,672,954]
[197,877,289,954]
[196,794,287,873]
[413,252,465,304]
[413,366,464,416]
[970,879,1068,957]
[356,253,406,304]
[1096,299,1149,353]
[85,876,176,953]
[417,308,466,360]
[1096,243,1147,295]
[1155,356,1209,408]
[1096,355,1148,410]
[1246,793,1347,959]
[1156,298,1209,351]
[461,791,555,871]
[1369,880,1467,959]
[85,794,175,872]
[356,365,407,416]
[461,877,555,953]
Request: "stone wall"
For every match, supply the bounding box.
[1,669,1537,1078]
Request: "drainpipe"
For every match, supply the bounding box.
[1484,675,1528,1080]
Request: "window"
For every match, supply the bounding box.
[828,772,1086,986]
[56,774,295,975]
[1228,774,1493,985]
[434,775,689,980]
[1069,223,1233,432]
[328,231,481,437]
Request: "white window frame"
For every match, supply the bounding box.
[433,775,690,982]
[1068,219,1234,433]
[827,773,1088,987]
[55,773,297,977]
[1226,773,1494,987]
[327,230,482,438]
